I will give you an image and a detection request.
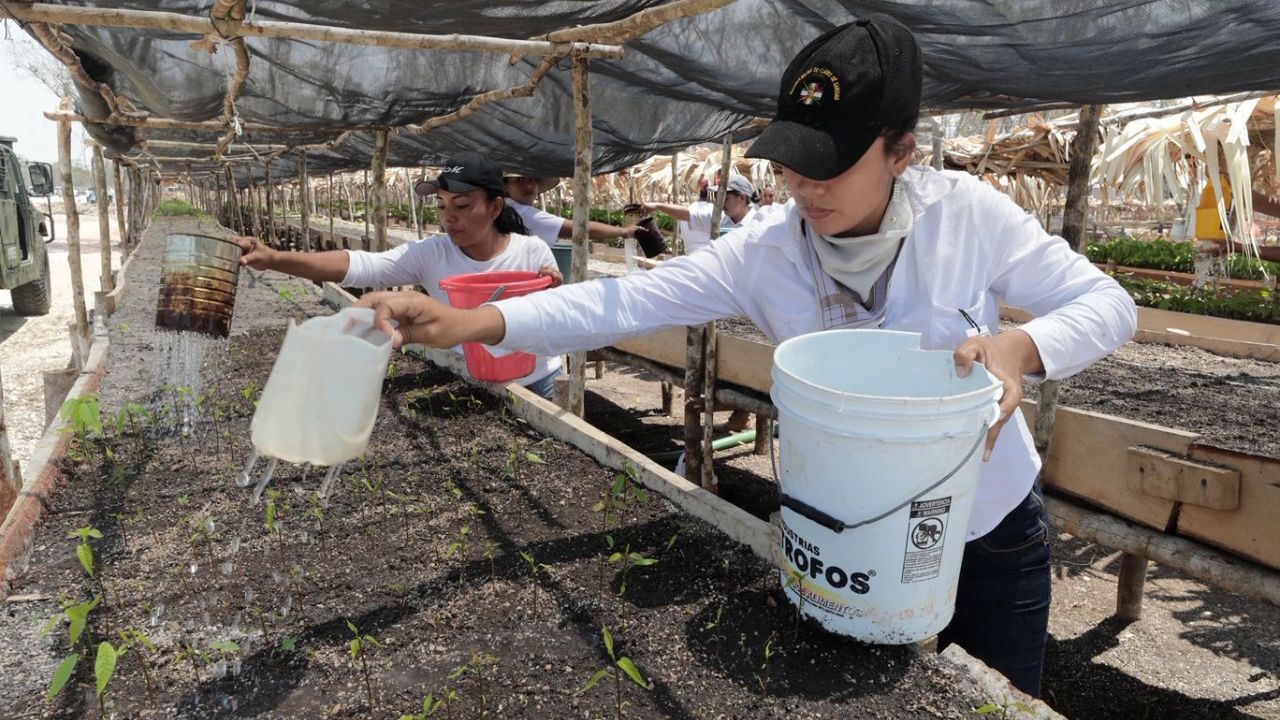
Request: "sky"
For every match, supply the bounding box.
[0,26,89,166]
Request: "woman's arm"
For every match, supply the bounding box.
[986,193,1137,380]
[554,219,641,241]
[360,236,753,355]
[642,201,690,222]
[234,236,350,282]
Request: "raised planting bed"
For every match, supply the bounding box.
[0,223,1039,719]
[1085,237,1280,280]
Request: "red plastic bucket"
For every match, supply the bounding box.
[439,271,554,382]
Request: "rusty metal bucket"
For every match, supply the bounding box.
[156,233,242,337]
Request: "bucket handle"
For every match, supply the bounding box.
[776,421,989,534]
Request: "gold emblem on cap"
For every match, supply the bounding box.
[789,66,842,102]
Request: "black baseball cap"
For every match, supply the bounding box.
[745,15,922,180]
[415,151,506,197]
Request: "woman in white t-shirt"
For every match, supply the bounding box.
[351,18,1136,696]
[233,151,564,397]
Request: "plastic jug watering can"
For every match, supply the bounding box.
[238,307,394,504]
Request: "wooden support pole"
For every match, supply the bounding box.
[328,171,336,247]
[1034,105,1102,458]
[112,159,127,256]
[1047,495,1280,607]
[214,169,223,224]
[298,150,310,251]
[370,130,389,252]
[705,136,735,488]
[660,150,679,413]
[264,162,275,245]
[1062,105,1103,253]
[754,412,770,456]
[8,3,625,58]
[224,165,242,234]
[126,166,142,250]
[682,325,707,484]
[1116,553,1150,621]
[564,55,594,418]
[90,145,114,293]
[363,169,371,245]
[405,168,422,240]
[57,113,90,361]
[249,177,262,240]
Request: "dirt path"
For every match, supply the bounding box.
[0,210,122,469]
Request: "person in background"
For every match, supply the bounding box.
[759,186,778,206]
[233,151,564,398]
[352,16,1136,696]
[503,174,642,247]
[643,174,760,255]
[677,182,715,254]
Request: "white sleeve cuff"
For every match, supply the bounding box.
[490,296,542,352]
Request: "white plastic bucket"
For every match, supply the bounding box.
[770,329,1002,644]
[250,307,394,466]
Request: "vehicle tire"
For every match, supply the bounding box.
[12,245,52,316]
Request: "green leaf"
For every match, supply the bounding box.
[608,552,623,563]
[87,528,103,539]
[591,501,605,512]
[616,657,650,689]
[209,640,240,654]
[47,653,80,702]
[76,544,94,577]
[602,626,614,659]
[973,703,1001,715]
[631,556,658,567]
[41,613,62,638]
[349,638,361,660]
[524,452,545,464]
[94,642,117,698]
[576,668,610,695]
[611,474,627,495]
[178,494,190,506]
[280,636,298,652]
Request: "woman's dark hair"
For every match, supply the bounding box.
[487,191,529,235]
[881,116,919,160]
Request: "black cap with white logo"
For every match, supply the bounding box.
[415,151,506,197]
[745,15,921,180]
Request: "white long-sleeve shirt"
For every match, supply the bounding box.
[343,233,561,385]
[493,166,1137,539]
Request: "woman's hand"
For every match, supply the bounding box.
[538,265,564,288]
[953,329,1044,461]
[356,291,506,349]
[233,236,275,270]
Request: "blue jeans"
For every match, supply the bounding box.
[938,483,1052,698]
[523,368,562,400]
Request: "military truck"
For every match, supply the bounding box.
[0,136,54,316]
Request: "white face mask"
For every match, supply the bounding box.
[809,179,913,298]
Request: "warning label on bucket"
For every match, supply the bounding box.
[902,497,950,583]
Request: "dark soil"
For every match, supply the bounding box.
[0,227,997,718]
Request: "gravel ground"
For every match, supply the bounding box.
[0,211,120,469]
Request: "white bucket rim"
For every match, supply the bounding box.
[772,329,1002,408]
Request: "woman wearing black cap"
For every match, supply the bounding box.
[232,151,565,398]
[353,17,1136,695]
